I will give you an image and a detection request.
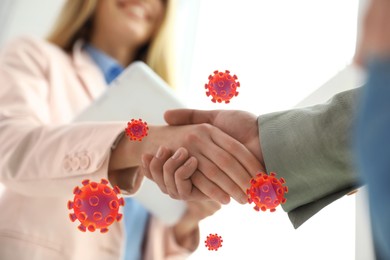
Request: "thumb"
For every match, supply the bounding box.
[164,109,216,126]
[140,153,154,180]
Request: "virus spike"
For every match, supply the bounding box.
[113,186,121,195]
[204,70,240,104]
[78,212,87,221]
[109,200,119,210]
[125,118,149,141]
[88,224,96,232]
[67,201,74,210]
[90,182,98,191]
[82,179,90,186]
[205,233,223,251]
[69,213,77,222]
[105,216,114,225]
[246,172,288,212]
[67,178,124,233]
[93,212,102,221]
[73,186,81,195]
[89,196,99,206]
[74,198,82,208]
[103,186,112,195]
[78,224,86,232]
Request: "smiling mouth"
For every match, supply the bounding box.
[124,4,149,20]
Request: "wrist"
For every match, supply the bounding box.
[173,218,200,251]
[246,117,264,168]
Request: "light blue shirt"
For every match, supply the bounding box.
[85,44,150,260]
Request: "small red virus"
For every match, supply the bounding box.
[205,233,223,251]
[205,70,240,103]
[125,118,149,141]
[68,179,124,233]
[246,172,288,212]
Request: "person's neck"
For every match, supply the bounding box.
[90,35,137,67]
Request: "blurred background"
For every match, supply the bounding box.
[0,0,372,259]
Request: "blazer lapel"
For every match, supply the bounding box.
[71,40,107,100]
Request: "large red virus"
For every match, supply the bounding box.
[68,179,124,233]
[246,172,288,212]
[125,118,149,141]
[205,70,240,103]
[205,233,223,251]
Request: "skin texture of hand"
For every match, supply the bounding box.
[140,109,265,203]
[164,109,264,167]
[173,200,221,251]
[109,123,262,204]
[354,0,390,67]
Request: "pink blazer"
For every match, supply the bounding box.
[0,36,190,260]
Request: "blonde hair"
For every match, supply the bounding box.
[47,0,176,87]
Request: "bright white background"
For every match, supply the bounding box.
[0,0,362,259]
[176,1,359,260]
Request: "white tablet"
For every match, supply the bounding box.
[74,61,187,225]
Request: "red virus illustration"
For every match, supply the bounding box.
[246,172,288,212]
[205,233,223,251]
[205,70,240,103]
[125,118,149,141]
[68,179,124,233]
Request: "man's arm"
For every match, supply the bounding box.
[259,88,361,228]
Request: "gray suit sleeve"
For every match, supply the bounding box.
[258,88,361,228]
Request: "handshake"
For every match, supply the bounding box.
[139,108,265,205]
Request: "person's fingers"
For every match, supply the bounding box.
[162,147,189,198]
[191,170,231,205]
[192,126,261,201]
[211,127,263,177]
[164,109,216,126]
[174,157,209,201]
[173,155,196,198]
[149,146,172,194]
[195,151,248,204]
[141,153,154,180]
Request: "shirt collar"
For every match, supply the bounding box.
[84,44,124,84]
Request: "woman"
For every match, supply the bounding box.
[0,0,261,259]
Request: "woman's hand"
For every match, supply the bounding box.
[173,200,222,251]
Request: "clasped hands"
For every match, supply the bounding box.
[140,109,265,205]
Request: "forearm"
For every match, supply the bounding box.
[0,119,125,196]
[109,125,186,193]
[172,219,200,252]
[143,217,193,260]
[109,125,180,171]
[258,88,361,228]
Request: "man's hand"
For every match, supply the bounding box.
[354,0,390,67]
[164,109,264,166]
